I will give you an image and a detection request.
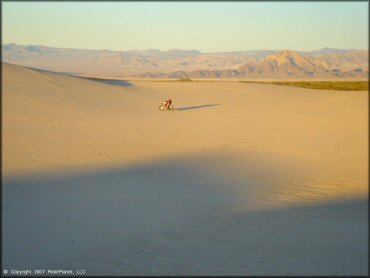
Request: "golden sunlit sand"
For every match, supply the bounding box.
[2,62,368,275]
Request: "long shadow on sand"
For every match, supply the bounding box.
[177,104,221,111]
[80,77,134,87]
[23,66,133,87]
[2,152,367,276]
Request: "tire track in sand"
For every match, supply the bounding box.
[71,133,115,170]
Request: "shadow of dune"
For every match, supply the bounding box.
[20,65,133,88]
[23,65,81,76]
[2,152,368,275]
[79,77,134,87]
[177,104,221,111]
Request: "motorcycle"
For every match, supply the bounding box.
[159,102,175,111]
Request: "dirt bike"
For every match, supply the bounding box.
[159,102,175,111]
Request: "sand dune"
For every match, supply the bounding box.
[2,63,368,275]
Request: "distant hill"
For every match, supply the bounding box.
[2,43,262,76]
[314,50,368,72]
[300,47,359,57]
[2,43,368,78]
[135,50,368,79]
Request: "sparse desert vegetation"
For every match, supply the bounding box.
[239,80,369,91]
[178,77,192,82]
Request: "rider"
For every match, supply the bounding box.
[164,98,172,109]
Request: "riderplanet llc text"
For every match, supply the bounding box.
[3,269,87,275]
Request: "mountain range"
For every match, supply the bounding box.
[2,43,368,79]
[136,50,368,79]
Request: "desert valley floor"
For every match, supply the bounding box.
[2,63,368,275]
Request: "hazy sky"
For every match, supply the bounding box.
[2,1,368,52]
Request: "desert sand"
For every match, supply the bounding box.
[2,62,368,275]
